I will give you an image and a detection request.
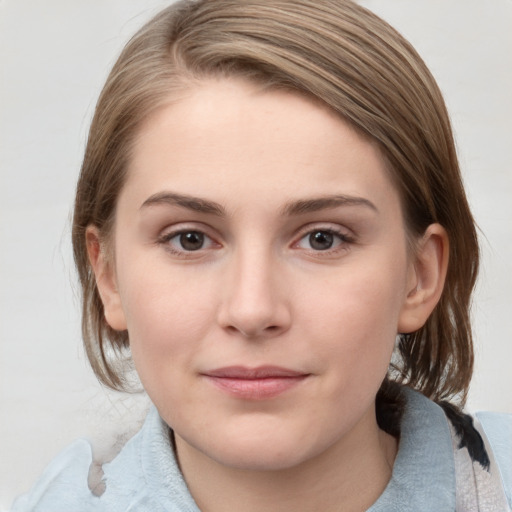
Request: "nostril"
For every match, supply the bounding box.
[224,323,281,338]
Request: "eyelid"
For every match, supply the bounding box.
[293,222,354,241]
[158,221,218,239]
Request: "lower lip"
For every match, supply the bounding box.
[205,376,308,400]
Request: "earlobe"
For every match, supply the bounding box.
[397,224,449,334]
[86,226,127,331]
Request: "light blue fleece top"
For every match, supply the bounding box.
[10,389,512,511]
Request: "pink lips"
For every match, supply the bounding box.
[203,366,309,400]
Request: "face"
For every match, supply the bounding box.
[103,78,418,471]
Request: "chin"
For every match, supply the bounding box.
[188,426,328,472]
[210,444,311,472]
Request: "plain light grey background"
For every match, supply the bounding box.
[1,0,511,508]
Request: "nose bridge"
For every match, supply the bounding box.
[219,238,290,338]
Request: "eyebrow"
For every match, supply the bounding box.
[140,191,377,216]
[140,192,226,216]
[282,195,378,216]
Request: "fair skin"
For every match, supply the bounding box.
[88,78,448,511]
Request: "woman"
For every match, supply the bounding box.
[10,1,511,510]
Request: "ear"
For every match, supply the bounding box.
[86,226,127,331]
[398,223,449,334]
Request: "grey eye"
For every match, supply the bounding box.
[308,231,334,250]
[179,231,205,251]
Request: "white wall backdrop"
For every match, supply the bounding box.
[1,0,511,508]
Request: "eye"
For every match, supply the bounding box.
[160,230,216,253]
[176,231,206,251]
[296,229,351,252]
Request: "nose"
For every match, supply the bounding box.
[217,247,292,339]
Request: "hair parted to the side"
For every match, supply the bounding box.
[73,0,479,404]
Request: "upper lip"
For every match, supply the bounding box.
[203,366,308,379]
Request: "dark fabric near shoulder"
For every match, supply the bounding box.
[440,400,491,470]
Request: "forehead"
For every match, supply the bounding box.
[123,78,399,215]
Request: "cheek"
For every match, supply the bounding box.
[116,261,217,386]
[297,258,407,387]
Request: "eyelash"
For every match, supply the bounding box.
[156,225,355,257]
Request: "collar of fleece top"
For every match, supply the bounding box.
[97,387,456,511]
[11,388,457,511]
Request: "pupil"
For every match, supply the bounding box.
[310,231,333,250]
[180,232,204,251]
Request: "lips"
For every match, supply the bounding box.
[202,366,309,400]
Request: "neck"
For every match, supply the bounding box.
[174,408,397,512]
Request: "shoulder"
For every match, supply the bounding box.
[378,387,511,510]
[9,414,149,512]
[475,411,512,507]
[9,439,103,512]
[9,407,198,512]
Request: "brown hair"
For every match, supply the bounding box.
[72,0,479,403]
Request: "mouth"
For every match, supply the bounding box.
[201,366,310,400]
